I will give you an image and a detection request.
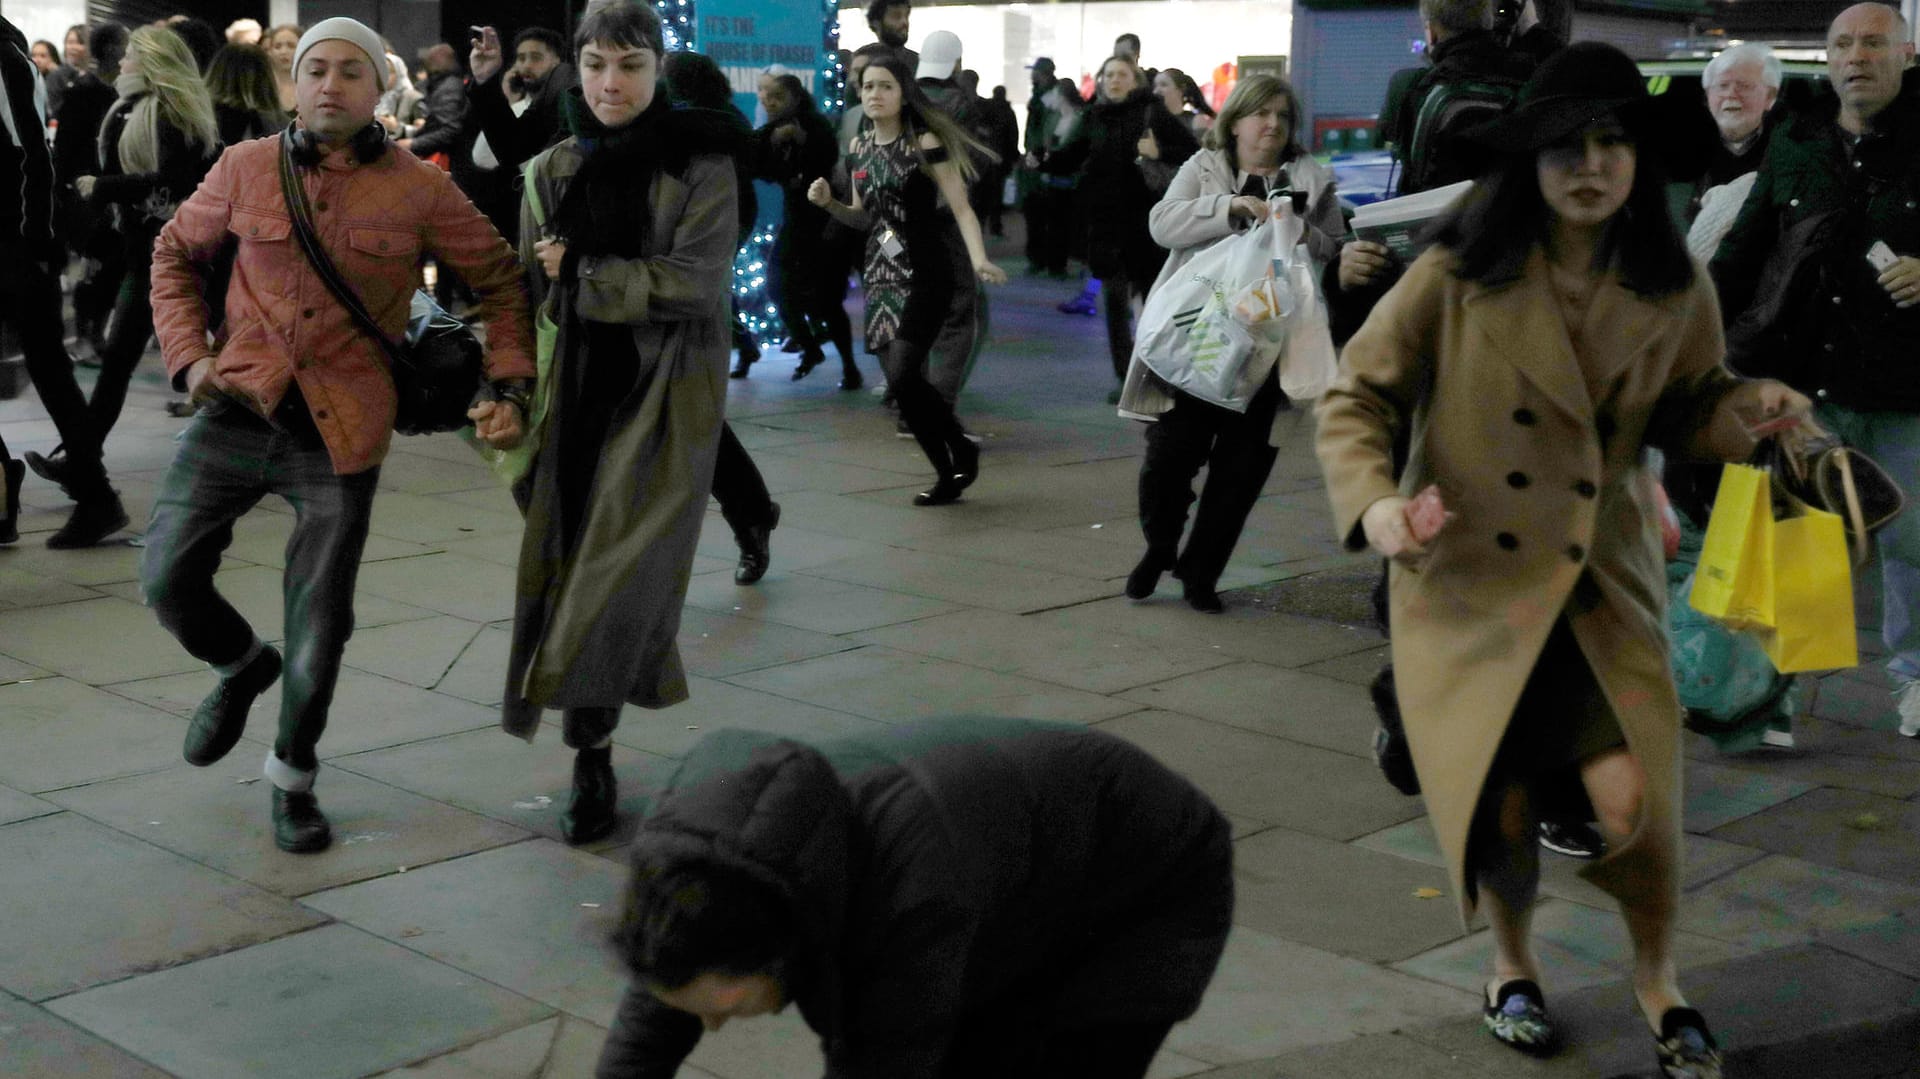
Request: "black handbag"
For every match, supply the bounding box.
[276,139,486,435]
[1757,421,1905,565]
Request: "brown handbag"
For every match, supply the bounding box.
[1757,420,1905,565]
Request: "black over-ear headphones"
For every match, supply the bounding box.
[284,120,390,166]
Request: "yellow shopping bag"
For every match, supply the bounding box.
[1759,498,1858,673]
[1689,463,1774,628]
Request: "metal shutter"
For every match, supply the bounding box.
[1291,6,1429,139]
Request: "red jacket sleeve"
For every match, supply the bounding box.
[151,145,238,389]
[419,164,535,381]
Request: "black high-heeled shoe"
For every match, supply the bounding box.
[1482,979,1556,1056]
[1653,1007,1722,1079]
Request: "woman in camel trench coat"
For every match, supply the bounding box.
[1314,43,1809,1079]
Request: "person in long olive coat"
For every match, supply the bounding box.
[501,2,745,846]
[1316,43,1808,1076]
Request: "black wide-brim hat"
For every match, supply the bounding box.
[1463,41,1657,153]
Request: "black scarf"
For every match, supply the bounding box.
[551,88,749,258]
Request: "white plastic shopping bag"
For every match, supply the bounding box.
[1135,198,1293,412]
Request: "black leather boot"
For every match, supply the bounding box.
[561,746,618,845]
[272,787,332,853]
[184,646,283,766]
[1125,549,1174,600]
[0,458,22,544]
[733,502,780,585]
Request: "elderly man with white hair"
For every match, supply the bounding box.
[1684,42,1783,260]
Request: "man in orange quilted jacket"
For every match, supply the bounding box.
[144,18,534,854]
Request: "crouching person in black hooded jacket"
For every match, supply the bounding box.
[597,716,1235,1078]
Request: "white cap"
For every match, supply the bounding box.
[916,31,962,81]
[294,17,386,76]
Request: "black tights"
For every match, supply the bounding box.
[882,338,965,479]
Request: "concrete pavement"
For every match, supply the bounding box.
[1,255,1916,1078]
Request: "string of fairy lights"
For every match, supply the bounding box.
[652,0,848,342]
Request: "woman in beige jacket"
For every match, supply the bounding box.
[1315,44,1807,1079]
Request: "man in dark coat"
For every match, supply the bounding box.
[1711,2,1920,740]
[399,43,469,162]
[464,26,579,187]
[596,717,1235,1078]
[1377,0,1537,195]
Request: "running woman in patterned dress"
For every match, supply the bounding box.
[808,54,1005,505]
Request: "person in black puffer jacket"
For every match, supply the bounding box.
[596,716,1234,1079]
[1045,54,1198,387]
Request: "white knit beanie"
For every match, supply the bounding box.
[293,17,386,75]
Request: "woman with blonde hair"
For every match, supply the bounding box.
[1119,72,1342,612]
[31,24,218,495]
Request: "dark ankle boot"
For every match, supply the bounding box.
[838,358,863,391]
[792,349,826,381]
[47,490,129,549]
[733,502,780,585]
[184,646,284,766]
[0,459,22,544]
[271,787,332,853]
[1125,549,1173,600]
[1182,577,1225,614]
[561,746,618,845]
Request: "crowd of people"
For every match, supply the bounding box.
[0,1,1914,1076]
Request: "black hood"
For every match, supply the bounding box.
[628,730,852,1031]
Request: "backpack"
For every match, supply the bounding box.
[1399,73,1522,195]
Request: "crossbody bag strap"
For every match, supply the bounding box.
[277,138,403,367]
[1836,450,1870,565]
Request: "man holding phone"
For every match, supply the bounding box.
[462,24,577,242]
[1712,2,1920,740]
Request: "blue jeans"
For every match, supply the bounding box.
[1818,403,1920,680]
[141,400,380,772]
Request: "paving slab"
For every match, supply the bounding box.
[1164,926,1472,1064]
[361,490,529,546]
[729,645,1137,725]
[434,623,512,706]
[1397,943,1920,1079]
[0,990,171,1078]
[1353,819,1777,905]
[1681,759,1821,832]
[0,566,100,610]
[907,523,1145,579]
[1119,661,1379,757]
[1147,1048,1214,1078]
[677,606,860,678]
[332,729,679,846]
[1788,714,1920,763]
[681,1007,826,1079]
[1683,730,1920,798]
[1822,910,1920,980]
[307,839,628,1025]
[0,783,59,827]
[804,546,1119,613]
[1679,853,1920,950]
[46,923,551,1079]
[1097,710,1424,841]
[852,607,1236,695]
[739,449,926,496]
[607,677,886,759]
[48,763,528,897]
[1230,825,1461,963]
[0,651,49,682]
[1708,785,1920,883]
[1293,644,1391,687]
[216,502,444,569]
[433,529,525,569]
[369,449,500,496]
[1392,897,1752,996]
[0,813,324,1001]
[0,536,145,587]
[0,676,190,792]
[1809,670,1898,728]
[344,614,488,689]
[1032,596,1384,670]
[1203,1033,1504,1079]
[370,1014,696,1079]
[354,552,520,625]
[0,596,204,685]
[754,488,994,544]
[107,665,499,759]
[693,518,897,577]
[685,567,963,635]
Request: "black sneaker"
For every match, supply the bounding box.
[183,646,283,766]
[1537,820,1606,859]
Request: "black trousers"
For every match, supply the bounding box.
[710,422,774,536]
[88,255,155,439]
[940,1019,1175,1079]
[0,254,110,496]
[1022,183,1071,274]
[882,338,965,478]
[1138,376,1284,588]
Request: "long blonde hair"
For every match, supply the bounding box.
[119,25,219,173]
